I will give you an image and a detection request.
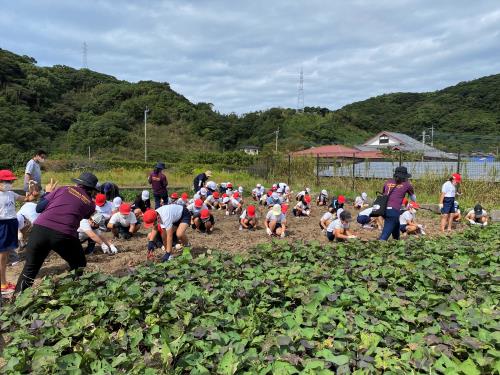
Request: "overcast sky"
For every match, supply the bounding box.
[1,0,499,114]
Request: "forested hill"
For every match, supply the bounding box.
[1,48,499,166]
[335,74,500,151]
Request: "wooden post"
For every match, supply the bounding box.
[288,154,291,186]
[316,154,320,187]
[352,152,356,192]
[457,149,461,174]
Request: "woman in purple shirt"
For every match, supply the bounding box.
[148,163,168,209]
[15,172,98,293]
[379,166,416,241]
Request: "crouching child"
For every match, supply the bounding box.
[107,203,140,239]
[78,212,118,254]
[240,205,257,230]
[326,211,357,241]
[265,204,287,238]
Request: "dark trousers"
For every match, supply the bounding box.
[379,209,401,241]
[153,193,169,209]
[15,225,86,293]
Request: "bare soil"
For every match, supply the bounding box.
[5,203,464,285]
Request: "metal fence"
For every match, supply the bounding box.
[247,151,499,187]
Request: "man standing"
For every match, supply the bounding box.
[24,150,47,193]
[15,172,98,293]
[193,171,212,193]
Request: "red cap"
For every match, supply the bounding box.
[95,193,106,207]
[222,193,228,198]
[195,199,203,208]
[227,183,233,188]
[200,209,210,220]
[281,204,288,213]
[233,192,239,199]
[304,195,311,203]
[119,203,131,215]
[272,186,277,191]
[338,195,346,204]
[409,201,420,209]
[143,209,158,228]
[213,191,220,198]
[171,192,179,199]
[0,170,17,181]
[247,205,256,217]
[402,197,408,206]
[267,190,273,196]
[452,173,462,183]
[181,192,188,200]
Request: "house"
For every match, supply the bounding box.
[291,144,383,159]
[241,145,260,155]
[355,131,457,160]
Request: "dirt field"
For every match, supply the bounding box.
[5,203,463,284]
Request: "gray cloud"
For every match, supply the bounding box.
[1,0,499,114]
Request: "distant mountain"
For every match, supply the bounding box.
[1,48,498,169]
[335,74,500,152]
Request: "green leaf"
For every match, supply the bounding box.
[316,349,350,366]
[458,358,480,375]
[217,349,239,375]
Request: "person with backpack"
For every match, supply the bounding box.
[148,163,168,209]
[378,166,416,241]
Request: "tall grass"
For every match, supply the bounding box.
[12,163,499,209]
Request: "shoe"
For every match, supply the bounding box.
[1,282,15,296]
[161,253,172,262]
[239,225,243,231]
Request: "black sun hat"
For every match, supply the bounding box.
[72,172,99,190]
[394,166,412,179]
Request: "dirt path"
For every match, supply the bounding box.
[5,203,462,284]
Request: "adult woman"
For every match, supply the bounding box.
[16,172,98,293]
[379,166,416,241]
[439,173,461,232]
[148,163,168,209]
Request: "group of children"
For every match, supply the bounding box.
[0,166,493,298]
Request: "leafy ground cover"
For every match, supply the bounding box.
[1,226,499,374]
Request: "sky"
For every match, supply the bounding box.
[1,0,500,114]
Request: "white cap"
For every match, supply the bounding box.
[112,197,122,209]
[200,188,208,195]
[141,190,150,201]
[321,189,327,195]
[193,193,200,200]
[272,204,282,216]
[361,192,367,200]
[256,183,261,188]
[306,188,311,193]
[238,186,243,192]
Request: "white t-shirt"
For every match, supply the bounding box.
[399,210,415,225]
[0,191,19,220]
[187,203,208,217]
[467,209,487,218]
[78,219,101,241]
[18,202,39,223]
[359,207,373,217]
[295,201,310,211]
[95,201,113,219]
[354,196,364,207]
[230,198,241,208]
[204,195,219,206]
[266,211,285,223]
[441,181,456,198]
[321,212,334,222]
[240,209,253,220]
[157,204,184,230]
[109,212,137,227]
[327,218,349,233]
[175,198,187,206]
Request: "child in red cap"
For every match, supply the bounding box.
[293,195,311,216]
[0,170,35,296]
[239,205,257,230]
[204,191,221,210]
[107,203,140,239]
[199,209,215,234]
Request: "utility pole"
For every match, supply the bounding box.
[144,107,149,162]
[82,42,88,69]
[421,130,426,146]
[430,125,434,147]
[297,67,304,113]
[275,127,279,153]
